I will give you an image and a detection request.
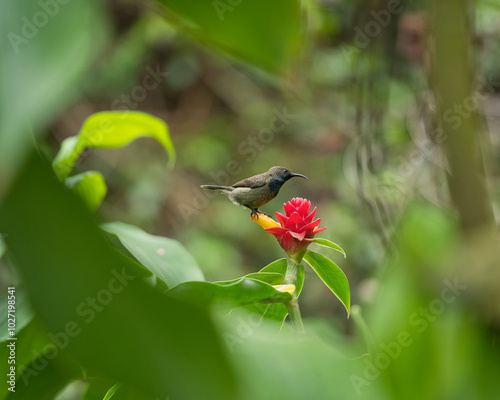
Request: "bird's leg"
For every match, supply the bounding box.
[246,206,260,219]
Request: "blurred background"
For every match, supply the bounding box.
[2,0,500,398]
[37,0,500,324]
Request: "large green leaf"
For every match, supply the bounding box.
[155,0,304,74]
[168,278,291,308]
[102,222,204,289]
[0,1,107,198]
[65,171,107,212]
[303,251,350,315]
[0,154,235,400]
[52,111,175,179]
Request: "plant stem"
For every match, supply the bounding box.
[284,256,305,336]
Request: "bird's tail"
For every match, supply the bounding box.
[200,185,233,191]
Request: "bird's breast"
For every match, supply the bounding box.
[229,186,276,209]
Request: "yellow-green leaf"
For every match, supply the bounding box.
[53,111,175,179]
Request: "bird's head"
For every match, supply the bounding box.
[268,166,308,182]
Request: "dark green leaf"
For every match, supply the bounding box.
[102,222,204,289]
[155,0,304,74]
[303,251,350,315]
[244,272,284,285]
[168,278,291,308]
[52,111,175,179]
[65,171,107,212]
[0,155,236,400]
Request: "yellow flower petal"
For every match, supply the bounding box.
[272,284,296,294]
[251,212,280,229]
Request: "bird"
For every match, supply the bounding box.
[200,166,308,217]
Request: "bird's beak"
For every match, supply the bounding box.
[290,173,308,180]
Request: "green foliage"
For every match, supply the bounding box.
[102,222,204,289]
[0,0,107,198]
[52,111,175,180]
[156,0,304,74]
[0,155,236,400]
[311,238,347,258]
[259,258,305,296]
[2,0,500,399]
[303,250,350,315]
[168,277,291,308]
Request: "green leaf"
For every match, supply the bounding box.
[168,278,291,308]
[102,222,204,289]
[52,111,175,179]
[259,258,287,274]
[0,154,236,400]
[0,1,107,198]
[244,272,285,285]
[303,251,350,315]
[65,171,107,212]
[155,0,304,74]
[81,377,119,400]
[103,383,121,400]
[312,238,346,258]
[259,258,305,296]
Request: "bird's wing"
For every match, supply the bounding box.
[231,174,267,188]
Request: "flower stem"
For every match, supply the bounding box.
[284,256,305,337]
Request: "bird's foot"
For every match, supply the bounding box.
[250,209,261,219]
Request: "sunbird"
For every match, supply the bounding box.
[201,166,308,216]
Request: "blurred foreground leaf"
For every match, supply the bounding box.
[155,0,304,74]
[0,1,107,198]
[0,155,235,400]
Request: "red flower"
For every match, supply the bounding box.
[263,198,327,258]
